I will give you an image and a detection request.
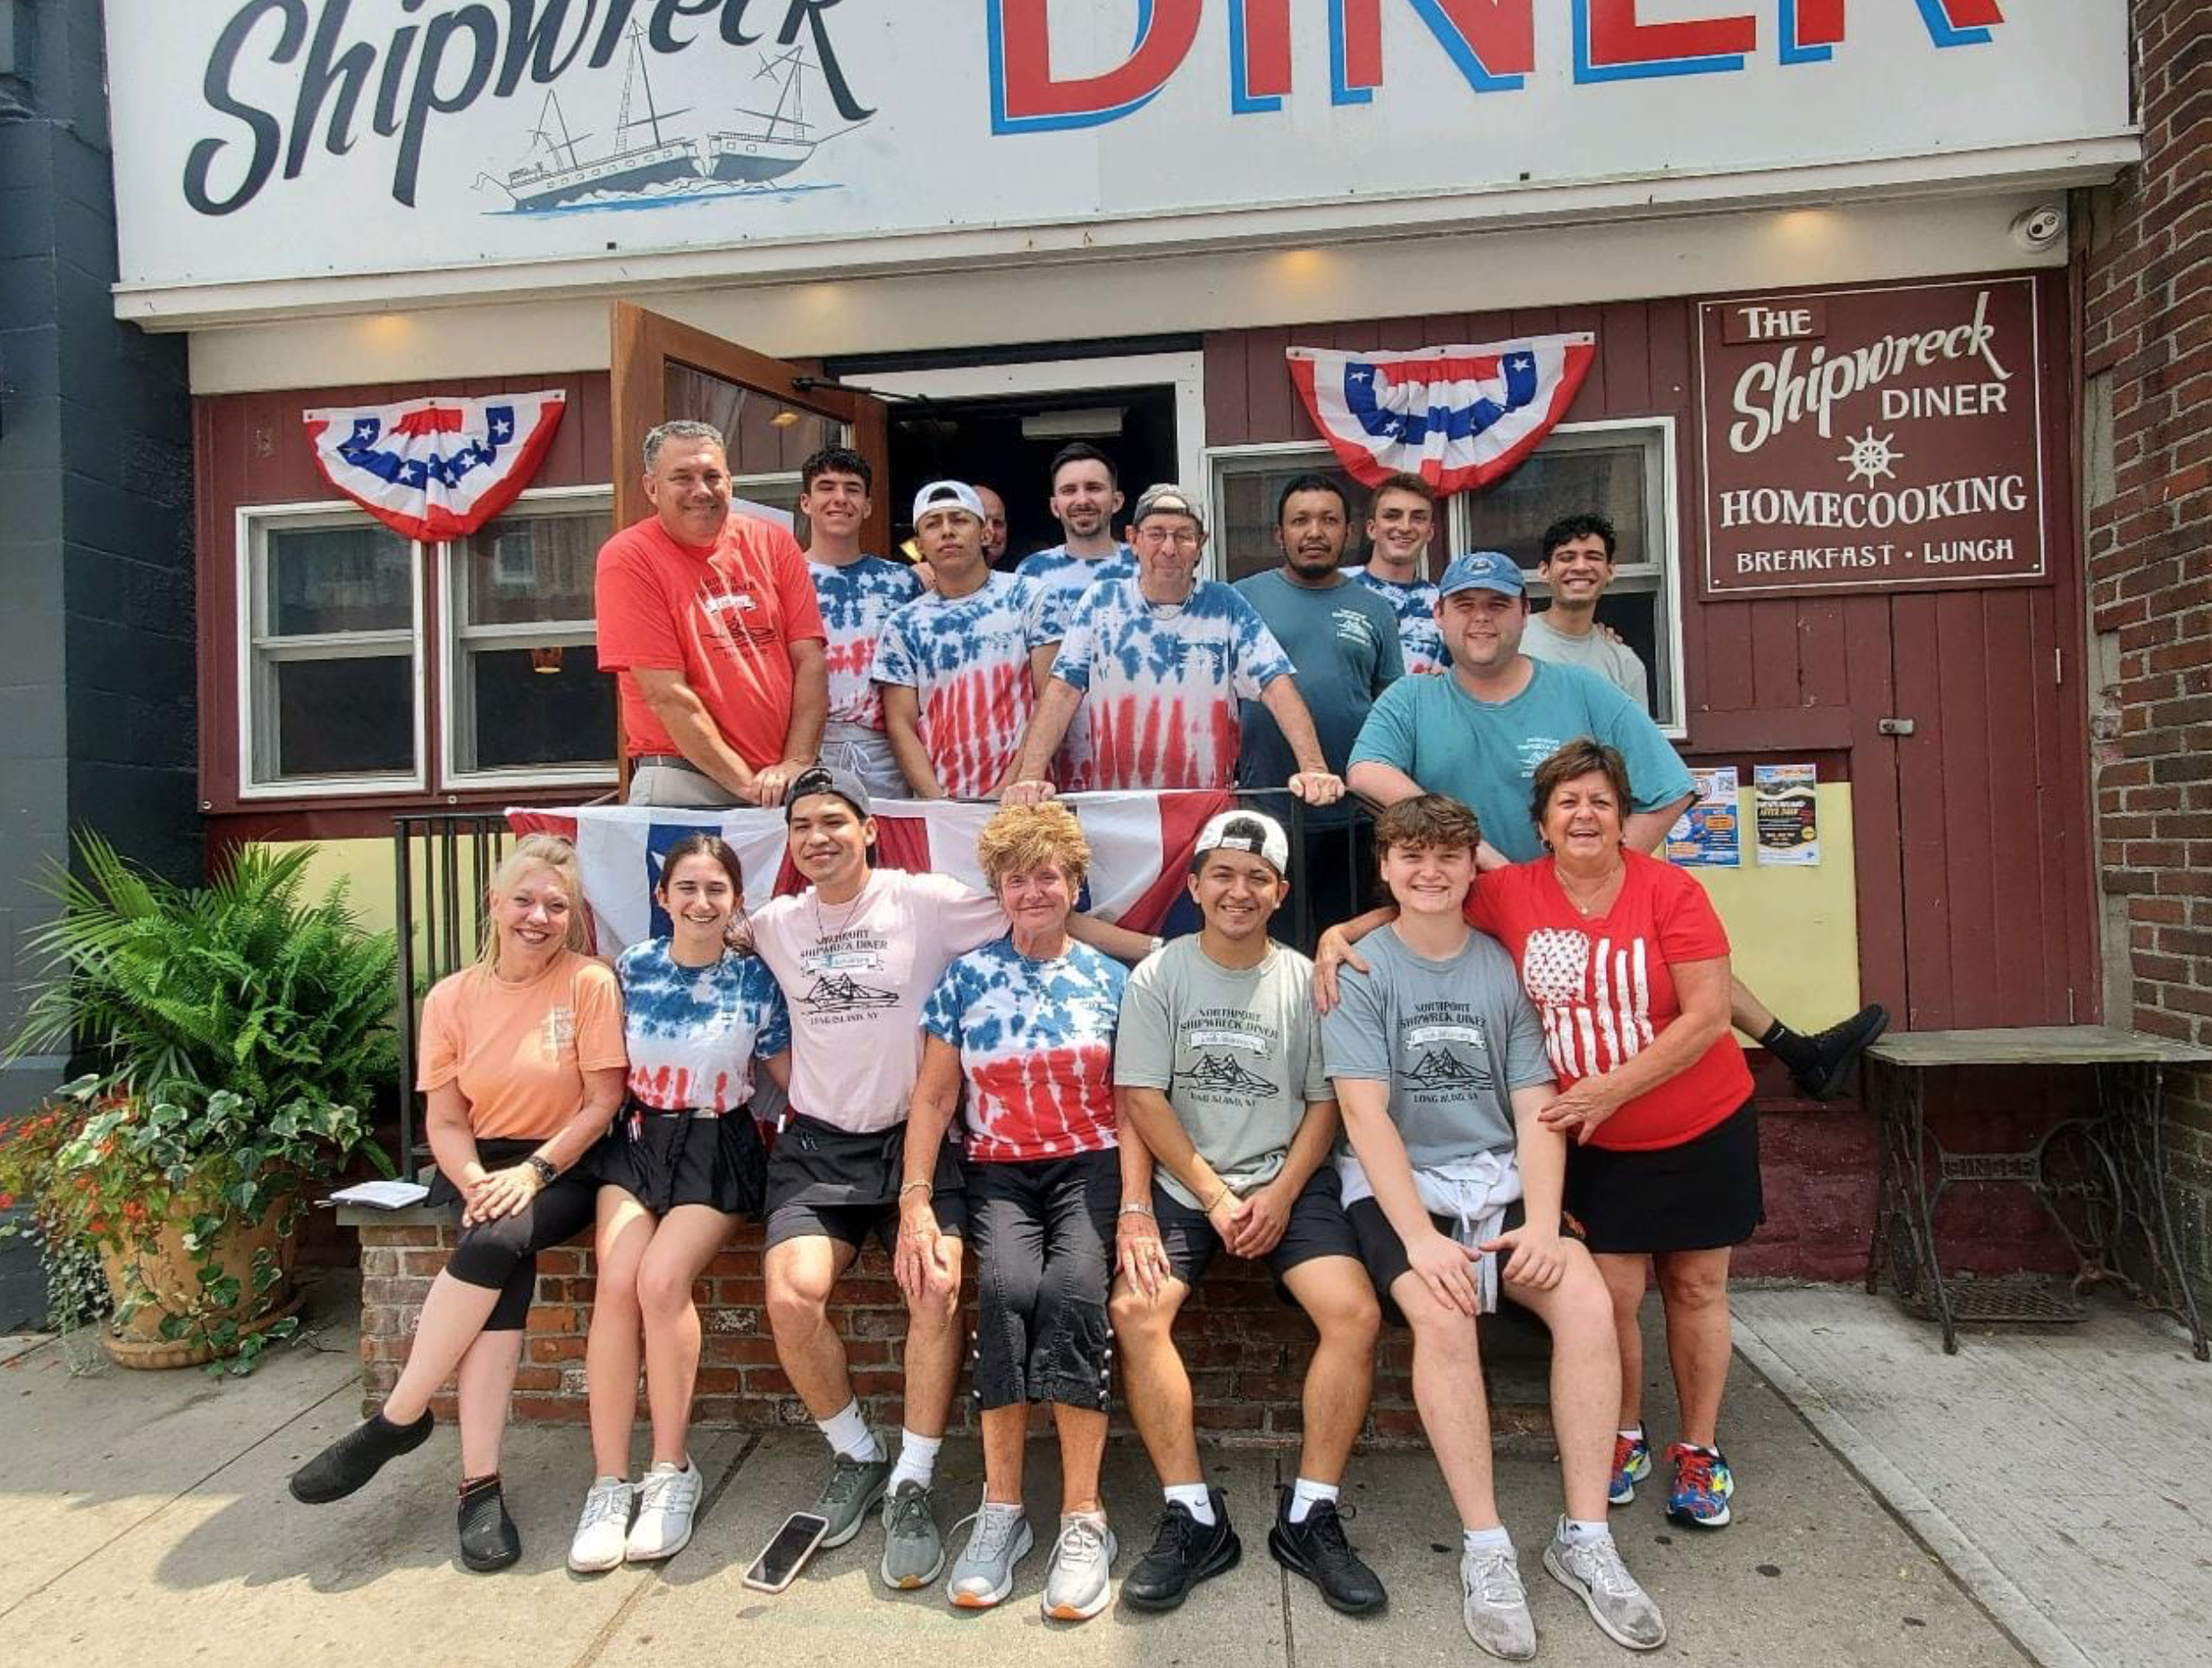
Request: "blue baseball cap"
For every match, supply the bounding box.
[1437,550,1527,599]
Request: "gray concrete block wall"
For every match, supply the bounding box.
[0,0,194,1108]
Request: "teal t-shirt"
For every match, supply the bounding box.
[1232,569,1403,814]
[1347,658,1693,861]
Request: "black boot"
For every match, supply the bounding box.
[1268,1487,1387,1615]
[1777,1004,1889,1099]
[288,1410,435,1504]
[1121,1490,1240,1612]
[458,1474,521,1572]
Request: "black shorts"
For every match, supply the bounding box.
[1564,1098,1764,1255]
[587,1106,768,1218]
[427,1137,597,1331]
[1153,1166,1362,1290]
[966,1149,1119,1411]
[762,1113,967,1255]
[1345,1193,1527,1326]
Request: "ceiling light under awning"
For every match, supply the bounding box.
[1020,408,1126,439]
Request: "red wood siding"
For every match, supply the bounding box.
[1201,274,2097,1030]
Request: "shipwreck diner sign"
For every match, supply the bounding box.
[99,1,2132,305]
[1696,277,2047,598]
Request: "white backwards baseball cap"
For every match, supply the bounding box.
[911,480,985,524]
[1193,809,1290,875]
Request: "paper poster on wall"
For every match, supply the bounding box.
[1753,764,1820,866]
[1667,768,1743,868]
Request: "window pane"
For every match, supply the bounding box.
[267,524,413,636]
[1212,456,1385,585]
[663,366,838,477]
[460,647,618,772]
[1460,443,1652,569]
[271,657,414,778]
[463,510,606,627]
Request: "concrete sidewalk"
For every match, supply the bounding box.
[0,1277,2021,1668]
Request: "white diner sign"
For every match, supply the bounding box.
[103,1,2132,307]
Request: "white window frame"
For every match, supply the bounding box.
[1208,418,1688,737]
[1200,438,1368,585]
[439,484,620,793]
[235,499,427,800]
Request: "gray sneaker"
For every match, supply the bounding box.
[1542,1523,1667,1652]
[880,1479,948,1589]
[1461,1546,1538,1662]
[810,1451,891,1550]
[946,1501,1033,1608]
[1042,1511,1117,1622]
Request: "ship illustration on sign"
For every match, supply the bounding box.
[1184,1053,1278,1096]
[1403,1049,1490,1092]
[475,24,856,216]
[800,972,899,1014]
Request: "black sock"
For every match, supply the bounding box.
[1760,1021,1818,1074]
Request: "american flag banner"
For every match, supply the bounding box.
[509,791,1233,953]
[302,390,567,541]
[1286,336,1595,494]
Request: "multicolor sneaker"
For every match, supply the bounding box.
[1608,1432,1652,1506]
[1664,1442,1735,1529]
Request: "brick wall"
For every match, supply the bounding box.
[349,1209,1553,1444]
[2082,0,2212,1302]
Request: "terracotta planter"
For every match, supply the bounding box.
[97,1202,300,1370]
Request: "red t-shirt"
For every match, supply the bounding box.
[1465,849,1752,1151]
[595,513,825,766]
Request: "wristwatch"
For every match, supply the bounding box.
[524,1155,557,1186]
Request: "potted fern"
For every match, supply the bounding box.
[3,835,396,1371]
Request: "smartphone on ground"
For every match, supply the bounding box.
[742,1512,831,1594]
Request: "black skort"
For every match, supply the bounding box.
[1563,1097,1764,1255]
[762,1112,967,1255]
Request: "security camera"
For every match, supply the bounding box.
[2011,205,2065,251]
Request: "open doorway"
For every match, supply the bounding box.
[885,384,1178,563]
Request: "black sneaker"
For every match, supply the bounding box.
[458,1475,521,1572]
[1268,1489,1387,1615]
[1791,1004,1889,1100]
[288,1410,435,1504]
[1120,1490,1241,1612]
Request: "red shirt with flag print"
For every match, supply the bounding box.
[595,513,825,768]
[1465,850,1751,1151]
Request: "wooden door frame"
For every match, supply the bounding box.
[606,302,894,792]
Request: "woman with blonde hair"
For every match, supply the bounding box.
[898,802,1130,1619]
[289,834,627,1572]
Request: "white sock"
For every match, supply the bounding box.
[1617,1426,1645,1443]
[1288,1478,1338,1525]
[1560,1517,1612,1548]
[1464,1524,1513,1555]
[1165,1482,1215,1526]
[888,1428,941,1492]
[816,1400,882,1464]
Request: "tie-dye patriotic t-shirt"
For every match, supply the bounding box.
[614,939,791,1114]
[1465,849,1751,1152]
[872,573,1062,799]
[1015,544,1136,786]
[922,936,1127,1162]
[1049,578,1296,790]
[809,555,922,733]
[1346,567,1447,676]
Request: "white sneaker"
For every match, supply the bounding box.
[1461,1545,1538,1662]
[626,1459,703,1563]
[568,1476,634,1573]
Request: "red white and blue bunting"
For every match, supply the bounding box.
[1287,335,1595,494]
[301,390,568,541]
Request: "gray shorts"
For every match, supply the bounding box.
[627,760,738,808]
[819,727,911,802]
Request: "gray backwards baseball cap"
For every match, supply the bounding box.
[1130,482,1206,530]
[782,763,871,820]
[1436,549,1527,599]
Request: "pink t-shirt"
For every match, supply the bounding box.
[748,869,1006,1133]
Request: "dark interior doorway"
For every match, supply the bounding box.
[884,384,1178,562]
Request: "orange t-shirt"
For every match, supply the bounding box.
[595,512,825,767]
[416,952,629,1140]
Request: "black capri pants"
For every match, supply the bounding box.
[967,1148,1119,1412]
[427,1136,598,1331]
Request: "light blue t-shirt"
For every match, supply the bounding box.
[1347,659,1693,862]
[1234,569,1402,815]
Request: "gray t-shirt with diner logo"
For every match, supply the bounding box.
[1113,936,1331,1209]
[1321,925,1554,1167]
